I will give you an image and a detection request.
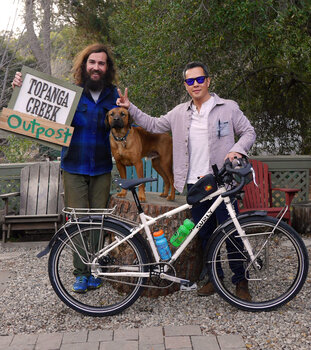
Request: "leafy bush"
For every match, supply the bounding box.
[0,134,37,163]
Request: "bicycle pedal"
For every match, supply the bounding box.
[180,282,197,291]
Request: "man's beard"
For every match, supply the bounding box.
[84,70,107,91]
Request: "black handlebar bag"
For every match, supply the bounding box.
[186,174,217,205]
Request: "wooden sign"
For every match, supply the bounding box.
[0,108,74,147]
[0,66,83,148]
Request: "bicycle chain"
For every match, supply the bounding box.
[95,261,176,289]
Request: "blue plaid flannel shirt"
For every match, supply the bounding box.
[61,85,119,176]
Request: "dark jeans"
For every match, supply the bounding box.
[187,184,246,284]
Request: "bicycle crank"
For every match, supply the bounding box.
[159,273,190,285]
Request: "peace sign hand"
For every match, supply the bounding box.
[116,88,130,109]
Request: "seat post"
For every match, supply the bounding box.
[130,188,144,214]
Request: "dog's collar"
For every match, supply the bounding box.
[112,129,130,145]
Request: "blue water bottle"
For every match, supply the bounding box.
[153,229,172,260]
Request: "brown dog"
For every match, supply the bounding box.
[106,107,175,202]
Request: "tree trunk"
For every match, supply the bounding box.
[25,0,51,74]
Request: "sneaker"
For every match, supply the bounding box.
[72,276,88,293]
[87,275,102,290]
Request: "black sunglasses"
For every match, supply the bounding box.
[184,76,208,86]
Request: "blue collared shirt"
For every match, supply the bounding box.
[61,85,118,176]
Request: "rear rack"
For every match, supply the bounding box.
[62,207,140,228]
[62,207,116,217]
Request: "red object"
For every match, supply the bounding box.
[239,159,300,225]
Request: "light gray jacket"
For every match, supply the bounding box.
[128,93,256,193]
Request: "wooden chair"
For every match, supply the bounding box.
[239,159,300,225]
[1,161,64,243]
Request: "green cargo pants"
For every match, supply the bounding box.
[62,171,111,277]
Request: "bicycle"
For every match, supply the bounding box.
[38,158,309,316]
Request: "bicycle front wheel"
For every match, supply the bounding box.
[48,220,148,316]
[207,215,309,312]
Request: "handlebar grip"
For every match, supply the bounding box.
[221,176,246,197]
[217,158,232,177]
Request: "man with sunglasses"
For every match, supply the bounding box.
[117,61,256,300]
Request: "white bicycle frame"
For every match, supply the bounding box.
[90,184,259,281]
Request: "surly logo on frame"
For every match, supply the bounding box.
[196,208,214,229]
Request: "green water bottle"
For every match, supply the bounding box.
[170,219,195,247]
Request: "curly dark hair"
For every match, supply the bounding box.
[72,43,117,86]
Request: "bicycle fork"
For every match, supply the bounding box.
[224,197,262,271]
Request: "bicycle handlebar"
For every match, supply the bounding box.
[221,175,246,197]
[214,158,253,198]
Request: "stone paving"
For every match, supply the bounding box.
[0,325,247,350]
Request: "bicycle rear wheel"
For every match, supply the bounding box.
[48,220,148,316]
[207,215,309,311]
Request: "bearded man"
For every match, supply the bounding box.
[60,43,118,211]
[12,43,119,292]
[60,44,119,291]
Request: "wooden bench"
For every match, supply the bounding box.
[1,161,64,242]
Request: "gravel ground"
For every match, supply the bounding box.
[0,240,311,350]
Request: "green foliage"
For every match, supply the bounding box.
[38,145,61,160]
[0,135,37,163]
[110,1,198,115]
[54,0,311,155]
[108,0,311,155]
[57,0,119,44]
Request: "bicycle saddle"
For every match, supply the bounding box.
[114,177,157,190]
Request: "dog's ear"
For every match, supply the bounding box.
[105,111,111,130]
[128,111,134,128]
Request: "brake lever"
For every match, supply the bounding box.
[251,167,258,187]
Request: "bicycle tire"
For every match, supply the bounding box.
[207,215,309,312]
[48,219,148,316]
